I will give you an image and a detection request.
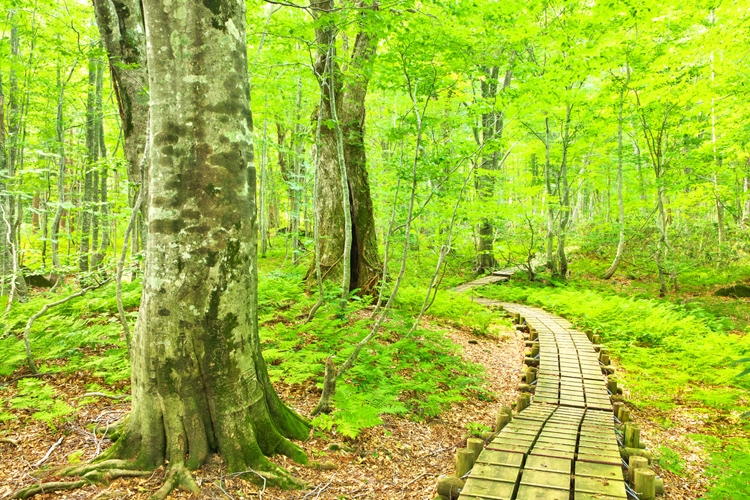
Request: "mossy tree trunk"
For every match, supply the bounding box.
[309,0,381,296]
[92,0,149,221]
[105,0,308,483]
[475,67,511,273]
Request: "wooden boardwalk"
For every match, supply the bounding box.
[459,304,627,500]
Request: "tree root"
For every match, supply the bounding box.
[150,464,199,500]
[11,466,153,499]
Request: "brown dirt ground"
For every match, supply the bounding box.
[0,319,525,500]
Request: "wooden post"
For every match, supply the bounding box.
[516,394,529,413]
[529,328,537,341]
[607,378,618,395]
[655,476,665,495]
[495,412,510,432]
[620,408,630,423]
[634,468,656,500]
[612,402,624,420]
[456,448,475,478]
[624,424,640,448]
[525,366,537,384]
[436,476,464,498]
[531,343,540,357]
[628,455,649,484]
[593,334,601,344]
[601,352,611,365]
[467,438,483,461]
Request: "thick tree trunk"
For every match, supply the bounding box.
[105,0,308,483]
[309,0,381,296]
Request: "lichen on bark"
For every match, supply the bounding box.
[32,0,310,496]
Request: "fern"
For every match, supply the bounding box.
[9,379,75,430]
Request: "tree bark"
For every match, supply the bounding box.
[92,0,149,230]
[309,0,381,296]
[602,85,627,280]
[475,66,505,273]
[104,0,308,483]
[3,12,28,299]
[79,55,99,273]
[50,61,74,283]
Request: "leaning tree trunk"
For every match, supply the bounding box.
[309,0,381,296]
[104,0,308,486]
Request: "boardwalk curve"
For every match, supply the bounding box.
[458,303,627,500]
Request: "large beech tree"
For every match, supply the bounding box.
[117,0,309,478]
[14,0,309,496]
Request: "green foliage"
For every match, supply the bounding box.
[479,282,750,412]
[467,421,491,438]
[395,286,493,334]
[655,446,687,476]
[0,281,137,380]
[6,378,75,430]
[692,436,750,499]
[260,267,486,439]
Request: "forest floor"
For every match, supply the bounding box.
[1,301,716,500]
[0,316,524,499]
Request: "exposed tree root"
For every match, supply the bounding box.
[11,480,89,499]
[149,465,199,500]
[91,418,127,441]
[11,465,152,499]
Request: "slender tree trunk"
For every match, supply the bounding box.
[5,11,28,299]
[602,83,628,280]
[50,62,73,283]
[92,0,149,236]
[259,118,268,258]
[291,78,304,266]
[655,184,668,296]
[92,81,110,269]
[544,116,557,275]
[555,107,571,280]
[475,66,507,273]
[0,72,9,295]
[105,0,308,487]
[743,173,750,230]
[79,55,99,273]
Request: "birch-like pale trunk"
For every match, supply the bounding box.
[602,79,629,280]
